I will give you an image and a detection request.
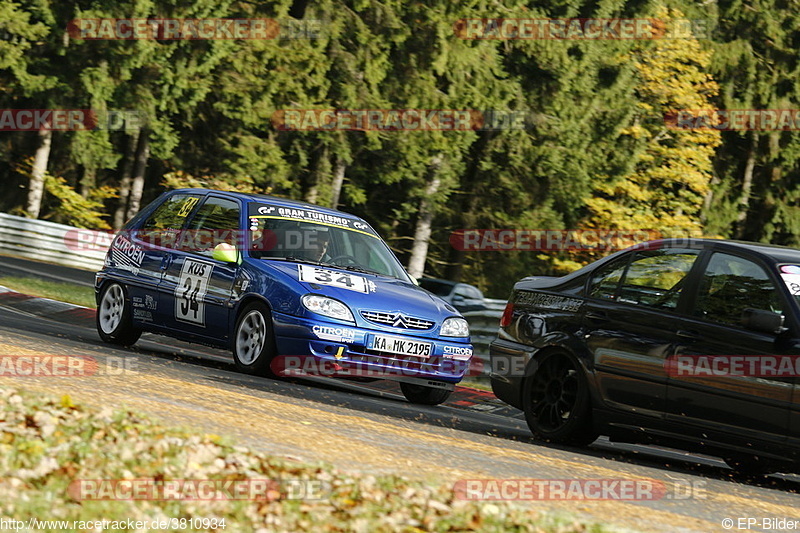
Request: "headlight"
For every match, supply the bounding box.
[301,294,355,323]
[440,317,469,337]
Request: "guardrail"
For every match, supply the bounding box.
[463,297,506,378]
[0,213,107,271]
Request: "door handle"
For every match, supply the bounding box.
[585,311,609,322]
[676,329,700,341]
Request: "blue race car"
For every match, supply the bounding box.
[95,188,473,404]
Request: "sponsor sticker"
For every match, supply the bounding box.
[311,325,357,343]
[442,345,473,360]
[110,234,144,275]
[515,291,583,312]
[779,265,800,296]
[250,204,378,236]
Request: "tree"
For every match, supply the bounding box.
[705,0,800,244]
[583,7,721,250]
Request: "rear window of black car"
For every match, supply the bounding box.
[589,249,699,309]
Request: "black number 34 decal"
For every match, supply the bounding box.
[180,278,201,319]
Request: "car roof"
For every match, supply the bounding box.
[171,188,358,219]
[652,238,800,264]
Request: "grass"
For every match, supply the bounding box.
[0,276,95,308]
[0,387,611,532]
[459,377,493,392]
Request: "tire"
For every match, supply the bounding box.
[724,454,774,476]
[522,350,598,445]
[232,302,276,376]
[399,382,452,405]
[96,282,141,346]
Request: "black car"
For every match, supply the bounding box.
[490,238,800,475]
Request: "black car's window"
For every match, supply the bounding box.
[138,194,201,248]
[588,256,629,300]
[694,253,782,325]
[183,197,241,256]
[617,249,699,309]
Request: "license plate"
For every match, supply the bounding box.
[370,334,432,358]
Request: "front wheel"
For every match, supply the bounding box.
[400,382,452,405]
[96,282,141,346]
[522,350,597,445]
[232,302,276,376]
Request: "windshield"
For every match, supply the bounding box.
[247,204,411,281]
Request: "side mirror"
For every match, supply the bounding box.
[741,308,785,335]
[212,243,239,263]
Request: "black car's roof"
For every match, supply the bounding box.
[524,238,800,290]
[653,238,800,264]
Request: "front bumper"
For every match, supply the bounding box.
[271,311,473,384]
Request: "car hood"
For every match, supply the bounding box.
[252,260,460,323]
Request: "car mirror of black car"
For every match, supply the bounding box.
[740,308,786,335]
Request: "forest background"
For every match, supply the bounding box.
[1,0,797,298]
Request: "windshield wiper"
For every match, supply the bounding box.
[336,264,382,276]
[263,256,327,267]
[264,257,384,277]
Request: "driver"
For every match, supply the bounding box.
[306,227,331,262]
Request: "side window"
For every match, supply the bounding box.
[183,197,241,256]
[588,256,629,300]
[138,194,201,248]
[618,250,699,309]
[694,253,783,326]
